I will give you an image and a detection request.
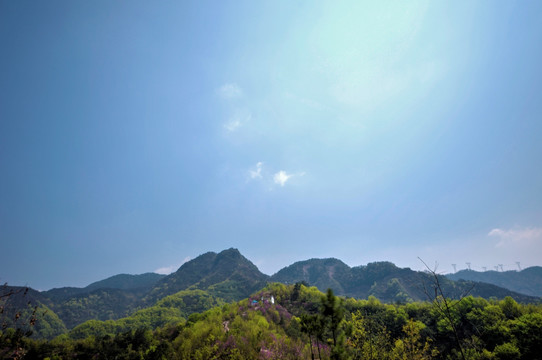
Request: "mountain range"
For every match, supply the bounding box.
[446,266,542,298]
[270,257,540,302]
[2,248,540,339]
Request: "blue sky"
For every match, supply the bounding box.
[1,1,541,290]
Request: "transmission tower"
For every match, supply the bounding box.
[516,262,521,271]
[466,262,471,271]
[482,266,487,272]
[499,264,504,272]
[494,265,499,271]
[452,264,457,273]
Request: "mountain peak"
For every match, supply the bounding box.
[145,248,269,303]
[215,248,243,262]
[219,247,241,255]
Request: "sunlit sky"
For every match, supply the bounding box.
[2,1,542,290]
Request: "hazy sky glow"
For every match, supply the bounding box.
[1,1,542,290]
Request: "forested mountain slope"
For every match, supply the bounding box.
[144,248,270,304]
[446,266,542,297]
[273,259,539,303]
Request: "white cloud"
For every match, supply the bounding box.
[217,83,243,99]
[224,119,241,132]
[154,265,176,275]
[357,226,542,274]
[154,256,191,275]
[489,227,542,248]
[223,110,251,133]
[249,162,263,180]
[273,170,306,187]
[274,170,301,186]
[273,171,292,186]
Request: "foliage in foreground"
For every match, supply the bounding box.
[1,283,542,359]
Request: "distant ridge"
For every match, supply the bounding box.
[446,266,542,297]
[86,273,166,292]
[272,258,539,303]
[45,272,165,301]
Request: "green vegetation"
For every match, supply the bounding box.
[5,249,538,339]
[50,288,146,329]
[272,259,539,303]
[2,283,542,359]
[68,289,224,339]
[3,250,542,358]
[144,248,269,304]
[0,286,67,340]
[16,249,268,331]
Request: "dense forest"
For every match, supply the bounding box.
[2,282,542,359]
